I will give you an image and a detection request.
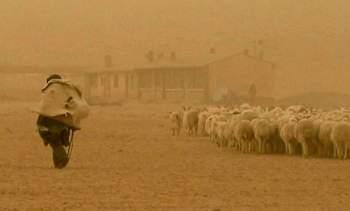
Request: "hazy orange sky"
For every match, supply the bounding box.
[1,0,350,97]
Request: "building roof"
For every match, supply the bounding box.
[0,50,275,74]
[205,51,275,67]
[134,50,275,71]
[135,63,202,71]
[84,67,133,74]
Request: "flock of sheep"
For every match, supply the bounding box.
[169,104,350,159]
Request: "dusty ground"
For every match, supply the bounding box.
[1,102,350,210]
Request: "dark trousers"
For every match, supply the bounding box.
[37,115,72,168]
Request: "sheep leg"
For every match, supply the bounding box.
[324,143,330,158]
[253,140,258,153]
[258,139,262,153]
[269,140,274,153]
[227,138,232,148]
[333,143,338,159]
[242,140,247,153]
[313,142,319,156]
[266,141,271,154]
[278,140,284,153]
[301,142,309,157]
[274,140,279,153]
[324,146,329,158]
[235,139,239,151]
[233,139,237,149]
[318,144,325,157]
[234,139,239,151]
[287,143,291,155]
[327,143,334,158]
[340,143,345,159]
[287,143,293,155]
[262,139,267,154]
[336,142,344,159]
[271,141,275,153]
[284,142,289,154]
[316,143,323,157]
[261,139,266,153]
[259,139,264,153]
[236,139,240,151]
[255,140,260,153]
[248,142,252,153]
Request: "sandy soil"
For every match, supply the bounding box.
[1,102,350,210]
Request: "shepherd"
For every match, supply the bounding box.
[32,74,90,169]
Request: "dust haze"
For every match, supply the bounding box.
[1,0,350,97]
[2,1,350,210]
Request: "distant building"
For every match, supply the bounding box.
[206,51,276,102]
[132,50,276,103]
[85,68,135,104]
[134,64,208,103]
[0,50,276,104]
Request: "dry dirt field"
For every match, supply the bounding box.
[1,102,350,210]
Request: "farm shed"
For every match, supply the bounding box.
[206,51,276,102]
[85,68,137,104]
[135,64,208,103]
[133,50,275,103]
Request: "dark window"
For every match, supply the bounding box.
[114,74,119,88]
[186,70,206,89]
[165,70,184,89]
[139,72,152,88]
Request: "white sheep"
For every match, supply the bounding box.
[295,119,320,157]
[197,111,209,136]
[330,121,350,159]
[182,107,199,136]
[251,118,273,153]
[234,120,255,153]
[169,111,182,136]
[318,121,335,158]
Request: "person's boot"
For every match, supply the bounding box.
[50,143,69,169]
